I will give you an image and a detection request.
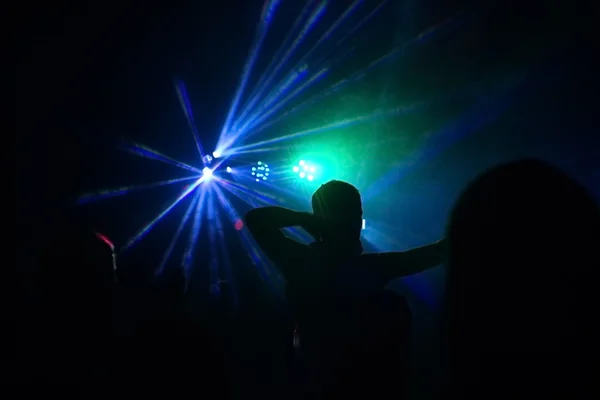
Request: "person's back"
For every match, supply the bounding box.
[287,252,383,388]
[288,254,411,396]
[245,180,444,395]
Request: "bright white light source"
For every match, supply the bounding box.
[226,167,232,173]
[362,219,366,230]
[307,175,314,181]
[212,150,222,159]
[202,167,213,180]
[299,172,306,178]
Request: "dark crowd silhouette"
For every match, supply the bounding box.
[14,159,599,398]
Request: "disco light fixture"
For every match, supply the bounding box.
[292,159,317,181]
[202,154,213,165]
[74,0,398,285]
[251,161,269,182]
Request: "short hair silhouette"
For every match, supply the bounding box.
[311,180,363,240]
[444,158,599,392]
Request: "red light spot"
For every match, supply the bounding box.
[95,232,115,251]
[234,219,244,231]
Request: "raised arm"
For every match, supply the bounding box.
[244,206,321,279]
[365,239,447,282]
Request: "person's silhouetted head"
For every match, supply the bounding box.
[312,180,363,246]
[443,158,600,393]
[33,217,117,313]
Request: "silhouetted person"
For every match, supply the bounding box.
[27,218,117,384]
[245,180,445,396]
[443,159,600,397]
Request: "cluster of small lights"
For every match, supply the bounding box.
[251,161,270,182]
[292,160,316,181]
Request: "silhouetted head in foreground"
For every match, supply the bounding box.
[28,216,118,382]
[311,180,363,252]
[443,159,600,393]
[33,217,117,316]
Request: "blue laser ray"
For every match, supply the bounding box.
[120,177,206,253]
[175,80,206,162]
[231,1,328,133]
[155,189,201,276]
[234,0,317,129]
[218,0,281,142]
